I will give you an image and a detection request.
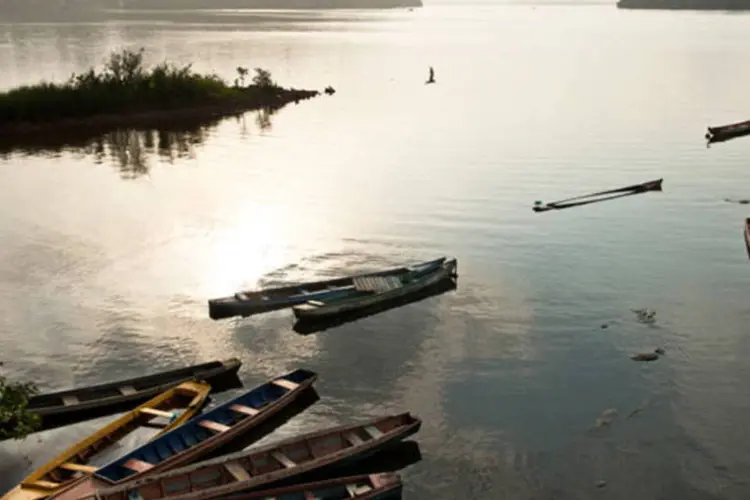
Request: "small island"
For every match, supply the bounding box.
[617,0,750,9]
[0,48,321,136]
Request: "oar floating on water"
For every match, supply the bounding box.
[533,178,663,213]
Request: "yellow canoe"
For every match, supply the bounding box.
[2,380,210,500]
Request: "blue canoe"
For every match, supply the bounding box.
[49,369,318,499]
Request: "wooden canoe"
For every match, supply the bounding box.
[292,258,457,320]
[79,413,421,500]
[706,119,750,143]
[47,369,318,500]
[533,178,663,213]
[744,218,750,260]
[2,381,211,500]
[207,257,448,320]
[201,473,403,500]
[17,358,241,435]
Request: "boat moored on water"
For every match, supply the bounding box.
[13,358,242,436]
[78,413,421,500]
[2,381,211,500]
[706,119,750,143]
[292,258,457,320]
[46,369,318,500]
[200,473,403,500]
[744,218,750,259]
[207,257,449,320]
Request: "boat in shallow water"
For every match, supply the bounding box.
[207,257,448,320]
[211,473,403,500]
[47,369,318,500]
[292,258,457,320]
[78,413,420,500]
[532,179,663,213]
[706,119,750,143]
[2,381,211,500]
[13,358,241,436]
[744,218,750,259]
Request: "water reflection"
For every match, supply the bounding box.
[0,108,278,179]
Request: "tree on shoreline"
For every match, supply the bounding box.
[0,374,40,440]
[0,48,294,125]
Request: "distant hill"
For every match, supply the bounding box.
[0,0,422,22]
[617,0,750,9]
[115,0,422,8]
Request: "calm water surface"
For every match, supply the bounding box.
[2,3,750,498]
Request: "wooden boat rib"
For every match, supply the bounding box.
[47,369,318,500]
[744,218,750,260]
[2,382,211,500]
[292,258,457,320]
[207,258,448,320]
[202,473,402,500]
[19,358,241,435]
[81,413,421,500]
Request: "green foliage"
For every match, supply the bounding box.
[0,48,279,124]
[235,66,249,88]
[252,68,276,89]
[0,375,40,440]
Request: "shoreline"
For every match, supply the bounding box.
[0,88,320,137]
[617,0,750,9]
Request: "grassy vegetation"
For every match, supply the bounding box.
[0,48,316,127]
[0,375,39,440]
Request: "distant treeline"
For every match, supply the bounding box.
[0,0,422,21]
[618,0,750,9]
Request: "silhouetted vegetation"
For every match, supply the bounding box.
[0,48,319,132]
[0,375,40,440]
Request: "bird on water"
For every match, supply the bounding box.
[426,66,435,84]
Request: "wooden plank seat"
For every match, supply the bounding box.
[272,378,299,391]
[62,395,79,406]
[225,461,252,481]
[353,276,402,293]
[307,300,325,307]
[271,451,296,469]
[27,480,61,489]
[344,431,364,446]
[140,407,174,419]
[346,484,373,497]
[123,459,154,473]
[198,420,231,433]
[59,462,98,473]
[230,404,260,416]
[119,385,138,396]
[364,425,384,439]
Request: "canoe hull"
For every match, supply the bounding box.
[85,413,420,500]
[744,218,750,260]
[14,358,241,436]
[208,257,447,320]
[182,473,402,500]
[48,370,319,500]
[706,120,750,143]
[3,382,211,500]
[293,258,457,320]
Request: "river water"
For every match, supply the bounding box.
[1,2,750,498]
